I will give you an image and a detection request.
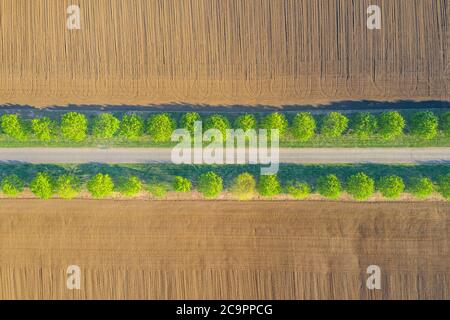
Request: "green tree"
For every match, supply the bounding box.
[410,177,434,199]
[173,176,192,193]
[257,174,281,197]
[31,117,56,141]
[442,112,450,137]
[92,113,120,138]
[87,173,114,198]
[1,174,24,196]
[410,111,439,139]
[147,113,176,142]
[1,114,26,140]
[346,172,375,200]
[320,112,349,137]
[291,113,316,141]
[30,172,54,199]
[317,174,342,199]
[119,114,144,139]
[204,115,230,137]
[437,174,450,200]
[234,114,257,131]
[180,112,201,134]
[117,176,142,197]
[230,172,256,200]
[378,111,405,140]
[377,175,405,199]
[286,181,310,199]
[260,113,288,137]
[147,182,169,198]
[198,171,223,199]
[56,174,80,199]
[61,112,87,141]
[351,112,378,138]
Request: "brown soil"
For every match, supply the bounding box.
[0,0,448,107]
[0,200,448,299]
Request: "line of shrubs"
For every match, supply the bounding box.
[1,171,449,201]
[1,110,449,142]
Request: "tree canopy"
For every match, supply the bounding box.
[320,112,349,137]
[1,114,26,140]
[198,171,223,198]
[173,176,192,193]
[346,172,375,200]
[1,174,24,196]
[378,111,405,140]
[87,173,114,198]
[61,112,87,141]
[260,113,288,137]
[30,172,54,199]
[351,112,378,138]
[230,172,256,200]
[257,174,281,197]
[31,117,56,141]
[317,174,342,199]
[91,113,120,138]
[119,114,144,139]
[147,113,176,142]
[286,181,310,199]
[410,111,439,139]
[56,174,80,199]
[291,112,316,141]
[377,175,405,199]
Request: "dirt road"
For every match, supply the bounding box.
[0,147,449,164]
[0,200,448,299]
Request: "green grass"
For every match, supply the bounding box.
[0,132,448,148]
[1,163,448,190]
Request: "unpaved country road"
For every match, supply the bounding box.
[0,148,449,164]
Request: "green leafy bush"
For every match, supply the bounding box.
[234,114,257,131]
[147,113,176,142]
[1,174,24,196]
[317,174,342,199]
[55,174,80,199]
[260,113,288,137]
[147,182,169,198]
[351,112,378,138]
[230,172,256,200]
[119,114,144,139]
[377,175,405,199]
[30,172,54,199]
[346,172,375,200]
[437,174,450,200]
[173,176,192,193]
[286,181,310,199]
[117,176,142,197]
[291,113,316,141]
[257,174,281,197]
[61,112,87,141]
[410,111,439,139]
[442,112,450,137]
[31,117,57,141]
[198,171,223,199]
[378,111,405,140]
[320,112,349,137]
[180,112,201,134]
[87,173,114,198]
[410,177,434,199]
[204,115,230,137]
[92,113,120,138]
[1,114,26,140]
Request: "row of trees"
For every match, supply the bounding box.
[1,171,449,201]
[1,111,449,142]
